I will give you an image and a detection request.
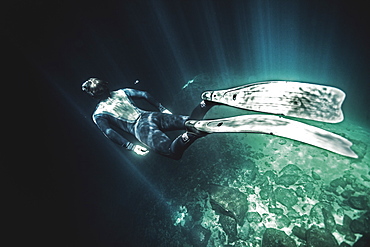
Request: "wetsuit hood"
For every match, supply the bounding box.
[82,78,109,99]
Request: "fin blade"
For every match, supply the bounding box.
[202,81,345,123]
[191,115,358,158]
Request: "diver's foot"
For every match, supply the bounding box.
[185,120,208,137]
[189,100,218,120]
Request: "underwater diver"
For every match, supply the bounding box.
[82,78,213,160]
[83,78,358,159]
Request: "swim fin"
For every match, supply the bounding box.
[201,81,345,123]
[185,115,358,158]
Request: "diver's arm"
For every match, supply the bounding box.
[94,116,149,155]
[123,88,172,114]
[94,116,131,148]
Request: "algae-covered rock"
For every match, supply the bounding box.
[330,177,347,189]
[279,164,302,176]
[188,224,211,247]
[353,234,370,247]
[246,212,262,223]
[303,183,316,198]
[311,170,321,180]
[243,159,258,183]
[262,228,296,247]
[340,241,351,247]
[341,190,355,199]
[322,207,336,232]
[276,215,291,229]
[347,195,368,210]
[292,225,307,240]
[276,174,300,187]
[259,185,273,200]
[310,202,334,225]
[275,187,298,208]
[295,186,305,198]
[269,207,284,215]
[237,219,250,241]
[350,211,370,234]
[306,226,338,247]
[208,184,248,225]
[219,214,237,243]
[264,170,277,182]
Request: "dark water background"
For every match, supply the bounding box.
[4,0,369,246]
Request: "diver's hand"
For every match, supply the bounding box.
[162,109,172,114]
[159,104,173,114]
[127,143,149,156]
[133,145,149,156]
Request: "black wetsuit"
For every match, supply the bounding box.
[93,88,192,159]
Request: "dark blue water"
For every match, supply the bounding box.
[5,0,369,246]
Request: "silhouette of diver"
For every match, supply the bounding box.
[82,78,213,160]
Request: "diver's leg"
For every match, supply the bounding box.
[150,100,217,132]
[152,112,202,159]
[134,112,192,159]
[169,132,200,160]
[134,113,174,156]
[153,112,189,131]
[138,112,205,159]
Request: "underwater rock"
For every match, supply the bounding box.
[208,185,248,225]
[255,174,269,187]
[275,187,298,208]
[344,232,356,242]
[296,174,315,184]
[353,234,370,247]
[237,219,250,241]
[278,164,303,186]
[259,185,273,200]
[279,164,302,176]
[246,212,262,223]
[351,181,368,192]
[310,202,334,225]
[350,211,370,235]
[276,174,300,187]
[323,184,339,195]
[306,226,339,247]
[303,183,316,199]
[339,242,351,247]
[361,174,370,182]
[287,208,300,218]
[311,170,321,180]
[322,208,336,232]
[350,139,368,160]
[188,224,211,247]
[295,186,305,198]
[190,204,203,222]
[234,241,249,247]
[269,207,284,215]
[264,170,277,182]
[276,215,291,229]
[340,190,355,199]
[330,177,347,189]
[219,214,238,243]
[336,214,355,241]
[347,195,368,210]
[262,228,296,247]
[292,225,307,240]
[243,159,258,183]
[319,191,336,202]
[345,175,369,192]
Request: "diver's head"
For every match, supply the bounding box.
[82,78,110,99]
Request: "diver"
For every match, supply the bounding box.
[82,78,213,160]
